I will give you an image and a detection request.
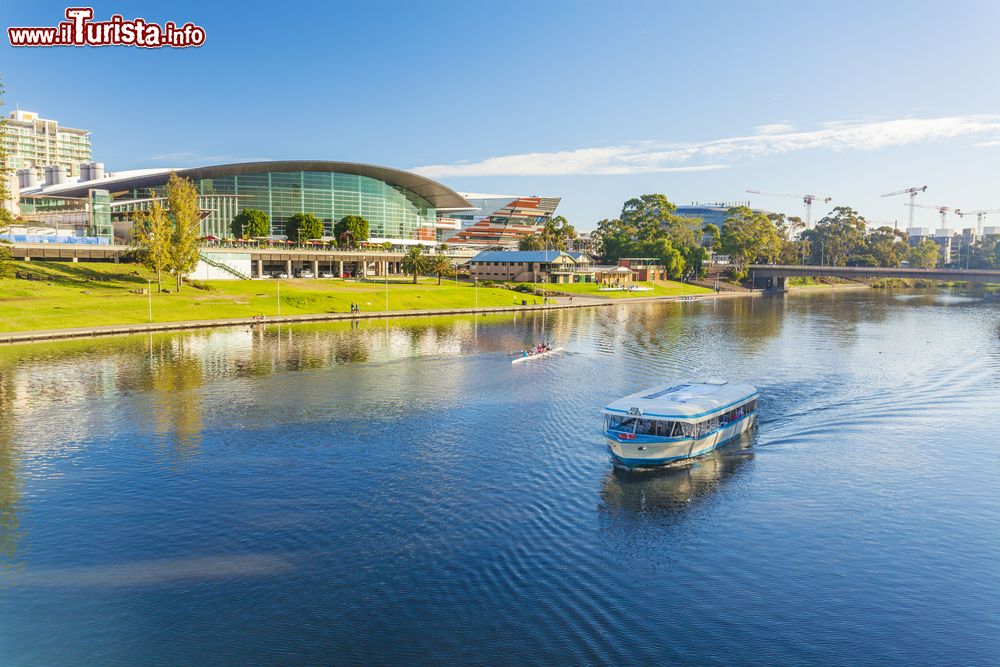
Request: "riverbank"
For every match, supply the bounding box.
[0,261,923,345]
[0,291,756,344]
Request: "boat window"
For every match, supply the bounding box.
[655,420,675,437]
[606,415,638,433]
[635,419,656,435]
[679,422,696,438]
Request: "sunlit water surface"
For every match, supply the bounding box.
[0,290,998,665]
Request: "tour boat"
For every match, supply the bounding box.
[511,347,565,364]
[602,379,758,467]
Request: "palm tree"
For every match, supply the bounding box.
[518,234,544,251]
[401,245,431,284]
[430,254,455,285]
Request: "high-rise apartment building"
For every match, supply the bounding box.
[2,110,92,179]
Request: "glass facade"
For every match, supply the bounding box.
[123,170,438,240]
[88,189,113,240]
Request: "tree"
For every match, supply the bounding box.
[0,76,10,231]
[960,235,1000,269]
[865,226,909,267]
[430,253,454,285]
[401,245,431,284]
[541,215,577,250]
[232,208,270,239]
[131,198,172,291]
[802,207,867,266]
[286,212,324,242]
[334,215,369,248]
[907,239,939,269]
[702,223,721,251]
[720,206,783,280]
[0,77,14,278]
[165,172,201,291]
[518,234,544,251]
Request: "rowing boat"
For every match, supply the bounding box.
[511,347,565,364]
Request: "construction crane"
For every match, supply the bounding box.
[881,186,927,229]
[957,209,1000,236]
[745,190,833,230]
[904,202,957,232]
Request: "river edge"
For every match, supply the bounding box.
[0,282,873,345]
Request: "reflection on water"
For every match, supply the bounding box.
[0,291,998,665]
[600,434,754,516]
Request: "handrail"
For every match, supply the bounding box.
[198,251,250,280]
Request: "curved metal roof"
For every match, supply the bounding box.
[24,160,472,209]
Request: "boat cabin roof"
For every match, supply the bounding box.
[603,379,757,421]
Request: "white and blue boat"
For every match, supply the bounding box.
[602,380,758,467]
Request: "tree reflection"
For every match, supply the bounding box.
[0,371,22,570]
[149,339,205,462]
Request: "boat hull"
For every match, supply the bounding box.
[511,347,564,364]
[607,413,756,467]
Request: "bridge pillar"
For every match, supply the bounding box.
[338,260,344,277]
[257,258,263,278]
[285,259,292,276]
[71,256,79,263]
[312,259,319,276]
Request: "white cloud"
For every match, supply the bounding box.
[413,115,1000,178]
[755,123,797,135]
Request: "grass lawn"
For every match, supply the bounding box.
[531,280,714,298]
[0,261,543,333]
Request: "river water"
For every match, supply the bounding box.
[0,290,998,665]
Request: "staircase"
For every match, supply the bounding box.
[198,251,251,280]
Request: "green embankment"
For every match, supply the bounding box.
[0,261,543,333]
[516,280,713,298]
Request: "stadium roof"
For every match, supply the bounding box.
[20,160,472,209]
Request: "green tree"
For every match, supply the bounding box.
[907,239,939,269]
[720,206,783,280]
[541,215,577,250]
[430,253,454,285]
[960,235,1000,269]
[802,207,867,266]
[334,215,369,248]
[401,245,431,284]
[702,223,721,251]
[166,172,201,291]
[865,226,909,267]
[286,212,324,242]
[231,208,270,238]
[131,198,172,291]
[621,194,690,242]
[0,77,14,278]
[518,233,544,251]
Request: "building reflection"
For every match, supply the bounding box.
[599,438,753,517]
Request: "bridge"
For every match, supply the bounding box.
[747,264,1000,290]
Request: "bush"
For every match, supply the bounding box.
[478,279,496,288]
[185,279,216,291]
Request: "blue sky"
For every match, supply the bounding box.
[4,0,1000,230]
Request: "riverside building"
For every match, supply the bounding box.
[17,160,474,245]
[443,193,561,248]
[2,110,92,179]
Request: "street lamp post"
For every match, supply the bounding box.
[385,261,389,313]
[474,277,478,311]
[277,279,281,317]
[147,279,153,323]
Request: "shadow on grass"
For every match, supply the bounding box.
[15,261,149,289]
